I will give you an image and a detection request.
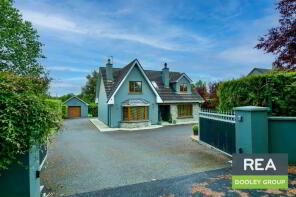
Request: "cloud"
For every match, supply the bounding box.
[47,66,90,73]
[21,10,86,34]
[217,44,274,66]
[20,9,212,51]
[63,77,87,81]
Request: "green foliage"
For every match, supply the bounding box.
[62,104,68,119]
[81,70,99,103]
[54,93,75,102]
[88,103,98,117]
[219,71,296,116]
[44,99,63,120]
[0,73,60,170]
[192,125,199,135]
[0,0,46,78]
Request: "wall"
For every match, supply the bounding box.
[171,103,200,124]
[98,77,108,125]
[110,65,158,128]
[65,97,88,117]
[268,117,296,164]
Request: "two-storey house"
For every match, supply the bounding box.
[96,59,203,128]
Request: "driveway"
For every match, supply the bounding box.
[41,118,230,196]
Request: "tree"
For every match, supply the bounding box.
[81,70,99,103]
[0,0,47,77]
[194,80,208,100]
[255,0,296,69]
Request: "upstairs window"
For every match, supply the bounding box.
[180,83,188,93]
[129,81,142,93]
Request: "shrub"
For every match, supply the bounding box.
[88,103,98,117]
[44,99,63,120]
[0,73,60,170]
[219,71,296,116]
[62,104,68,119]
[192,125,199,136]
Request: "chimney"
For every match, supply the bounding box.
[106,58,113,81]
[162,62,169,88]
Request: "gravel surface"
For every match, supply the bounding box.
[41,118,230,196]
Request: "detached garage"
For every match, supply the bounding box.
[64,96,89,118]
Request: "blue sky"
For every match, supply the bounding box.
[15,0,278,96]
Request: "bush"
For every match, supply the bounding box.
[192,125,199,136]
[0,73,60,170]
[62,104,68,119]
[44,99,63,120]
[219,71,296,116]
[88,103,98,117]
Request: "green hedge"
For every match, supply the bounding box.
[88,103,98,117]
[219,71,296,116]
[44,99,63,120]
[62,104,68,119]
[0,73,60,170]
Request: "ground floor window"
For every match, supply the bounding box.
[123,106,148,121]
[177,104,193,118]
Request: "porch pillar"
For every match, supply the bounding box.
[234,106,269,154]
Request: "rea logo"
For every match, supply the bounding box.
[232,154,288,189]
[243,158,276,171]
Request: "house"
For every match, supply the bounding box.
[96,59,204,128]
[64,96,89,118]
[248,67,272,76]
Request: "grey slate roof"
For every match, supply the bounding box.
[99,59,203,102]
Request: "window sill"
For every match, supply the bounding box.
[128,93,143,95]
[177,116,193,119]
[120,120,150,123]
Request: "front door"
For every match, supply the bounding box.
[68,106,81,118]
[159,105,171,122]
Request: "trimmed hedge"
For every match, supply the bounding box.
[88,103,98,117]
[62,104,68,119]
[44,99,63,120]
[219,71,296,116]
[0,73,60,170]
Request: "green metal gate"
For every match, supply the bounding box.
[199,110,236,155]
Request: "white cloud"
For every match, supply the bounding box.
[20,9,211,51]
[47,66,90,73]
[217,44,274,66]
[63,77,87,81]
[21,10,86,34]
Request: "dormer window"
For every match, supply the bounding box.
[129,81,142,93]
[180,83,188,93]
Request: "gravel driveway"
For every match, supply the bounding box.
[41,118,230,196]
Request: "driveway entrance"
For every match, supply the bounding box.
[41,119,230,196]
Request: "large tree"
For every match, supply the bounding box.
[81,70,99,103]
[0,0,46,77]
[255,0,296,69]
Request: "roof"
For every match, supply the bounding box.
[248,67,272,76]
[99,59,203,103]
[64,96,89,106]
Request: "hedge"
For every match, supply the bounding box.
[219,71,296,116]
[88,103,98,117]
[62,104,68,119]
[44,99,63,120]
[0,73,60,170]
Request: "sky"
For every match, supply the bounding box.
[14,0,279,96]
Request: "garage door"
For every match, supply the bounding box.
[68,106,81,118]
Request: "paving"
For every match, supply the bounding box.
[67,167,296,197]
[41,118,230,196]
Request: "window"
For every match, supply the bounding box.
[129,81,142,93]
[180,83,188,93]
[123,106,148,121]
[178,104,192,117]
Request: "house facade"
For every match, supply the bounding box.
[96,59,203,128]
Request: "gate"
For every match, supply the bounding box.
[199,109,236,155]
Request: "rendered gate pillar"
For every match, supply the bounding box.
[234,106,270,154]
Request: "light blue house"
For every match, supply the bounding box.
[96,59,203,128]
